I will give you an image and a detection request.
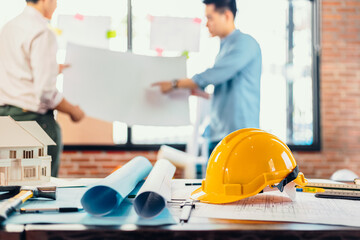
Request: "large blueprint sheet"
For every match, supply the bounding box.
[170,179,360,227]
[63,43,190,126]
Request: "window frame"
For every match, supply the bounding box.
[63,0,321,152]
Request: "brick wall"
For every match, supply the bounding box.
[59,150,185,178]
[59,0,360,179]
[294,0,360,178]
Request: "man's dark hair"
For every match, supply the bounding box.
[26,0,40,3]
[203,0,237,18]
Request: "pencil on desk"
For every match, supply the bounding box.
[296,187,325,193]
[185,183,202,186]
[19,207,83,213]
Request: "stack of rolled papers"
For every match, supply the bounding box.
[81,156,176,218]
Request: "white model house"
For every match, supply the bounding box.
[0,116,55,186]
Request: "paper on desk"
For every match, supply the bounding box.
[47,177,101,188]
[63,43,190,126]
[134,159,175,218]
[4,185,176,226]
[81,156,152,216]
[170,179,360,228]
[157,145,197,179]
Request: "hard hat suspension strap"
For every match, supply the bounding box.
[274,165,299,192]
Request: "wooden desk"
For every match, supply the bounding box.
[0,224,24,240]
[21,217,360,240]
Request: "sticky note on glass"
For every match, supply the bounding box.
[57,15,111,49]
[74,13,84,21]
[181,50,189,59]
[52,27,63,36]
[150,16,201,52]
[107,30,117,39]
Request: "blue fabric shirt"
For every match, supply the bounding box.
[192,30,262,141]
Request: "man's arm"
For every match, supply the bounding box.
[193,39,260,89]
[152,78,198,93]
[30,30,84,122]
[55,98,85,122]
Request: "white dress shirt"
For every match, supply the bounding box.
[0,6,63,114]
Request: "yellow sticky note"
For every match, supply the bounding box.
[181,50,189,59]
[107,30,117,39]
[52,27,63,36]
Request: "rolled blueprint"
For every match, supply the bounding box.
[157,145,196,178]
[81,156,152,216]
[134,159,176,218]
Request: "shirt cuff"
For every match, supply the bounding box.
[50,92,64,109]
[40,91,63,112]
[192,74,208,90]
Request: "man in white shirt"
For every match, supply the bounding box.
[0,0,85,177]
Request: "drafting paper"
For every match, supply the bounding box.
[157,145,196,179]
[150,16,201,52]
[63,43,190,126]
[5,184,176,226]
[57,15,111,49]
[81,156,152,216]
[170,179,360,228]
[134,159,175,218]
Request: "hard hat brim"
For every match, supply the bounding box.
[190,186,250,204]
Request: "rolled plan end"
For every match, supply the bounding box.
[134,191,166,218]
[80,156,153,216]
[81,185,122,216]
[134,159,176,218]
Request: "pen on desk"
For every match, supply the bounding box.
[185,183,202,186]
[19,207,83,213]
[296,187,325,193]
[179,200,197,224]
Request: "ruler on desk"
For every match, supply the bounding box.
[315,191,360,201]
[306,182,360,191]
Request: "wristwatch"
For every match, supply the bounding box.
[172,79,179,89]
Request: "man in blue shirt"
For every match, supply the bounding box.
[154,0,262,156]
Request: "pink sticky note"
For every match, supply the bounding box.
[74,13,84,21]
[193,18,202,24]
[155,48,163,57]
[147,15,154,22]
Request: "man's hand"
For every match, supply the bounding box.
[58,64,71,74]
[191,88,210,99]
[152,81,173,93]
[70,105,85,122]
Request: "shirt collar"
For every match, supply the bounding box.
[220,29,239,47]
[24,6,49,24]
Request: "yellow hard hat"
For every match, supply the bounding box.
[191,128,308,204]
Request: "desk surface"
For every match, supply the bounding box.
[2,179,360,239]
[2,217,360,240]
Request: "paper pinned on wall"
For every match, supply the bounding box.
[150,16,201,52]
[81,156,153,216]
[57,15,111,49]
[63,43,190,126]
[134,159,176,218]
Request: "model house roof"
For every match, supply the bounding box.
[18,121,56,146]
[0,116,55,148]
